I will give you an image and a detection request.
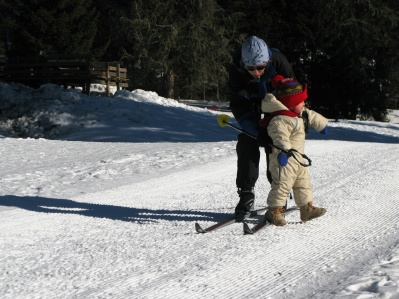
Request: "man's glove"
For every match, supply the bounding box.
[320,125,328,135]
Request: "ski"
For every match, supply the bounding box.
[243,206,299,235]
[195,208,268,234]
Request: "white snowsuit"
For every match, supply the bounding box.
[261,94,328,208]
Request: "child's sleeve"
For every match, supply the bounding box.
[305,108,328,132]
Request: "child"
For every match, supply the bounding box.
[260,75,328,226]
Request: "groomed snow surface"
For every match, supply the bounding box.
[0,83,398,299]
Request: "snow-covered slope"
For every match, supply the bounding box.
[0,83,398,299]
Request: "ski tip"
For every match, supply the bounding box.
[195,223,207,234]
[243,223,254,235]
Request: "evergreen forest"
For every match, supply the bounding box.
[0,0,398,120]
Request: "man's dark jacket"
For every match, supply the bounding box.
[229,48,295,123]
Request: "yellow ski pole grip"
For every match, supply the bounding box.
[217,114,231,127]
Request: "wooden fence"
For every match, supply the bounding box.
[1,60,128,96]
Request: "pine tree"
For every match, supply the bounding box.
[4,0,98,60]
[307,0,399,120]
[120,0,231,99]
[91,0,134,61]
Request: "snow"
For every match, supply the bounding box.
[0,82,398,299]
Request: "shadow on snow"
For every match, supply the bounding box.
[59,105,399,144]
[306,121,399,144]
[0,195,228,224]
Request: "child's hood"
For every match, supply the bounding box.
[261,93,289,113]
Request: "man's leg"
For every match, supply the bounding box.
[235,133,260,218]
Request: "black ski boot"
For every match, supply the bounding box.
[235,188,255,221]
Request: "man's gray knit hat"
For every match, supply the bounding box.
[241,36,269,65]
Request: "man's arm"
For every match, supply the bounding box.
[228,63,253,121]
[270,50,295,79]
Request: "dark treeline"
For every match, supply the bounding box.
[0,0,398,120]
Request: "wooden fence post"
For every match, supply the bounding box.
[106,62,110,96]
[117,63,121,91]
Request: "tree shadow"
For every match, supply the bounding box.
[58,99,238,143]
[60,112,399,144]
[0,195,228,224]
[306,122,399,144]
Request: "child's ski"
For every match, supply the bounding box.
[195,208,267,234]
[243,206,299,235]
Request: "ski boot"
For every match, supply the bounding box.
[234,188,255,221]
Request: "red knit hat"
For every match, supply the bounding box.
[271,75,308,108]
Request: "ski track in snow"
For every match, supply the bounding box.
[0,140,236,199]
[128,142,399,299]
[1,140,397,299]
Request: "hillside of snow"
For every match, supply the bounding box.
[0,82,398,299]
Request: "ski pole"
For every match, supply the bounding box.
[217,114,257,139]
[217,114,281,151]
[216,114,312,166]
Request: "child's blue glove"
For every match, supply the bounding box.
[277,152,289,166]
[278,150,295,166]
[320,125,328,135]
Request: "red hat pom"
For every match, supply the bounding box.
[271,75,285,90]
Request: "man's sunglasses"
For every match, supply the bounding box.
[244,64,267,71]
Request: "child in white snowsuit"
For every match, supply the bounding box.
[260,75,328,226]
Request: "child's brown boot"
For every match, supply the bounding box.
[300,202,326,222]
[265,207,287,226]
